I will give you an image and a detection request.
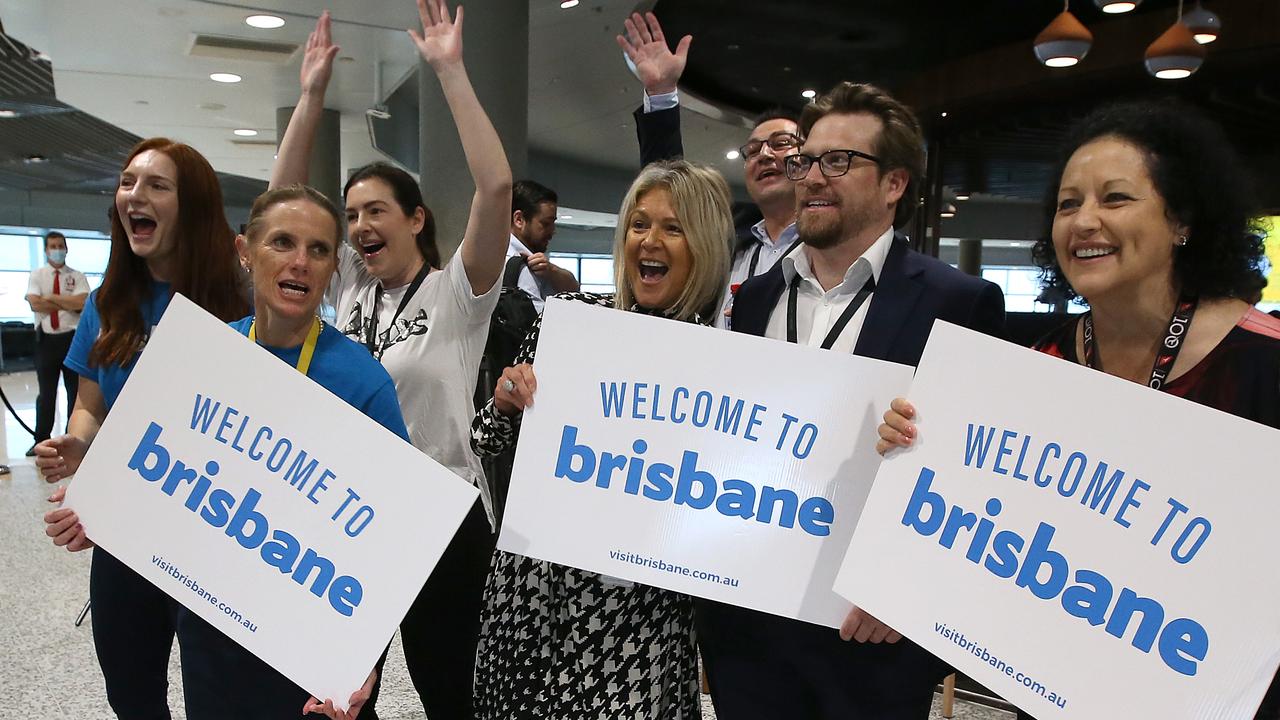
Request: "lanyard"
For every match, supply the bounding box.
[786,271,876,349]
[1082,293,1198,390]
[249,316,322,377]
[746,238,803,278]
[366,263,430,355]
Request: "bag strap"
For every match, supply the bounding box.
[502,255,527,289]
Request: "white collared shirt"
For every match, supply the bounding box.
[764,227,894,353]
[716,219,799,329]
[506,235,550,312]
[27,263,89,334]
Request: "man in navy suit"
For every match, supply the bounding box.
[701,82,1006,719]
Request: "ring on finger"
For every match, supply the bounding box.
[502,379,516,393]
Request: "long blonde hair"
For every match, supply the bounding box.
[611,160,732,322]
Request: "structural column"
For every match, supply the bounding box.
[419,0,528,263]
[275,106,341,207]
[958,237,982,277]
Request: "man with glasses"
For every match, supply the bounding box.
[617,12,801,327]
[713,82,1006,718]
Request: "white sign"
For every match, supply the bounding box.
[67,295,478,708]
[498,298,914,627]
[837,322,1280,719]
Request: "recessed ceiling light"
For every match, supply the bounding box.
[941,111,949,118]
[559,214,574,220]
[245,14,285,29]
[801,89,816,99]
[955,192,970,201]
[560,0,579,7]
[233,128,258,137]
[0,109,17,118]
[24,154,49,164]
[210,72,242,84]
[1096,0,1139,13]
[725,149,741,160]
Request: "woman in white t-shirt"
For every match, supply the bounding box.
[271,5,510,717]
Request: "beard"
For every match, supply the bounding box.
[797,209,843,249]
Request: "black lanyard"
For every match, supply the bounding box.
[746,238,803,278]
[1082,293,1198,390]
[786,271,876,349]
[365,263,430,355]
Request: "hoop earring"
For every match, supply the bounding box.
[1176,235,1188,247]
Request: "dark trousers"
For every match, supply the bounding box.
[175,608,384,720]
[34,330,77,441]
[698,601,948,720]
[90,548,178,720]
[399,498,495,720]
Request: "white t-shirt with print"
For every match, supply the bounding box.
[330,243,501,521]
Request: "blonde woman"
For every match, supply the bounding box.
[470,159,731,718]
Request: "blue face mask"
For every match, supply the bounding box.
[48,249,66,265]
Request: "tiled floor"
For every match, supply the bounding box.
[0,369,1011,720]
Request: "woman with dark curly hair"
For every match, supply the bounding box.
[877,100,1280,718]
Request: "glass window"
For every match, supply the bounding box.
[0,271,36,321]
[0,234,34,270]
[65,237,112,275]
[982,265,1085,315]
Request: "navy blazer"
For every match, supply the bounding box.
[731,234,1006,365]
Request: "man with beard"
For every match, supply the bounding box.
[618,12,801,327]
[508,179,578,311]
[712,82,1006,718]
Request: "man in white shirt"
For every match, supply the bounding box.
[619,12,802,327]
[506,180,579,311]
[718,82,1006,720]
[24,231,89,455]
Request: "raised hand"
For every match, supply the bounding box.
[408,0,464,71]
[615,11,691,95]
[301,10,341,97]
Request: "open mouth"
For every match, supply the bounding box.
[802,199,836,210]
[129,214,157,237]
[637,259,669,283]
[1073,247,1116,259]
[756,167,783,182]
[278,280,310,298]
[360,240,387,258]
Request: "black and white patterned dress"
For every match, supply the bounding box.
[470,291,701,720]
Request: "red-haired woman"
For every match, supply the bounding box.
[41,137,248,719]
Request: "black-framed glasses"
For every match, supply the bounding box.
[738,131,802,161]
[783,149,882,180]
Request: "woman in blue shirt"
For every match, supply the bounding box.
[40,137,249,720]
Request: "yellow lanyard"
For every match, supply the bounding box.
[248,316,322,376]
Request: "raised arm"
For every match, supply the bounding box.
[409,0,513,295]
[270,11,340,190]
[617,12,691,165]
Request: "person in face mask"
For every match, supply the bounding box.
[24,231,90,456]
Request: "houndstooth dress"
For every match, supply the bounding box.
[470,292,700,720]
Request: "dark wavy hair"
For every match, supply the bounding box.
[1032,100,1267,303]
[343,162,440,269]
[95,138,248,366]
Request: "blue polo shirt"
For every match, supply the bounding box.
[65,282,172,410]
[228,316,409,443]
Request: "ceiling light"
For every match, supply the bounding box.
[1035,2,1092,68]
[1146,4,1206,79]
[24,155,49,164]
[210,72,242,84]
[955,192,970,201]
[245,14,285,29]
[1095,0,1140,12]
[559,214,573,220]
[801,89,816,100]
[940,203,957,219]
[0,109,17,118]
[233,128,258,137]
[560,0,579,7]
[941,111,948,118]
[1182,2,1221,44]
[725,150,741,160]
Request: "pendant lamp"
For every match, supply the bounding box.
[1095,0,1141,13]
[1034,1,1092,68]
[1145,0,1206,79]
[1181,1,1221,44]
